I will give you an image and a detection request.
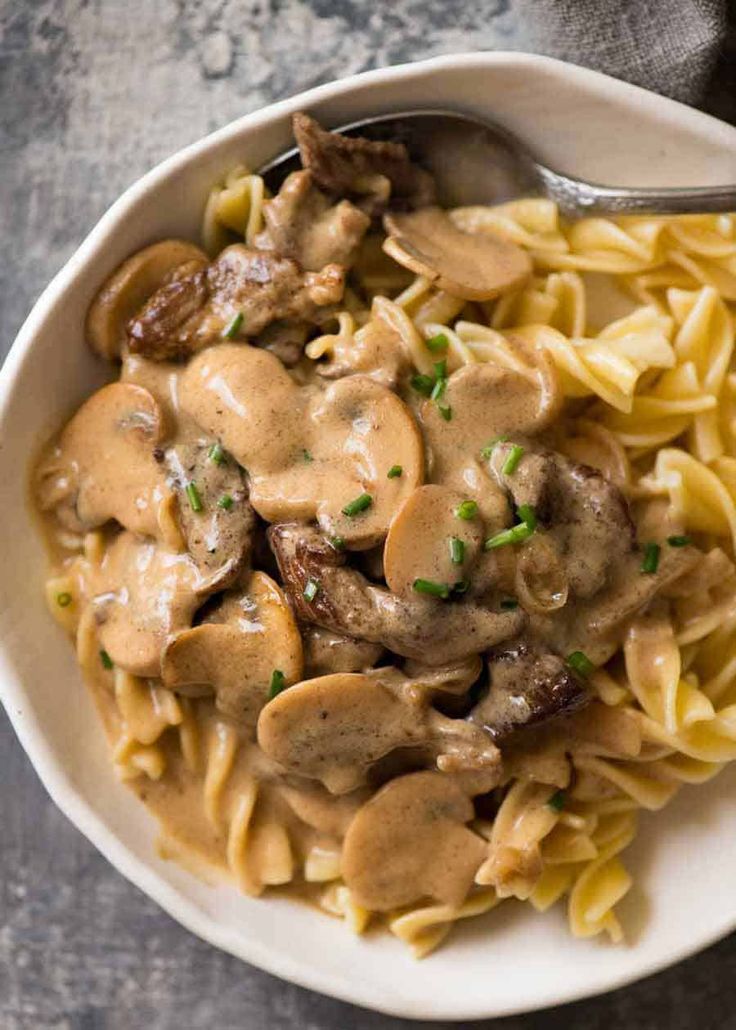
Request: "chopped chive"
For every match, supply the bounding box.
[500,598,519,611]
[437,402,453,421]
[217,493,234,510]
[641,542,660,574]
[387,465,403,479]
[502,444,525,476]
[455,500,478,520]
[567,651,595,677]
[302,448,313,463]
[56,592,72,608]
[208,442,225,465]
[303,578,320,602]
[517,504,537,532]
[329,535,345,551]
[99,649,113,670]
[185,482,203,512]
[433,359,448,380]
[480,435,509,460]
[452,579,470,595]
[667,534,691,547]
[268,669,286,700]
[342,492,373,517]
[484,521,533,550]
[413,578,450,599]
[426,333,448,353]
[548,789,566,812]
[410,373,435,397]
[222,311,244,339]
[449,537,465,565]
[430,377,446,402]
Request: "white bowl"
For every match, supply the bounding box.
[2,52,736,1021]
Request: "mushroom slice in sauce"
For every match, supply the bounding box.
[301,625,385,677]
[383,207,532,301]
[179,343,424,548]
[161,571,302,727]
[91,531,204,677]
[86,239,208,360]
[36,383,172,538]
[383,484,484,598]
[253,169,370,271]
[164,441,254,589]
[268,523,524,665]
[127,245,345,361]
[470,641,589,742]
[292,112,436,214]
[312,312,411,388]
[341,771,487,911]
[256,672,500,794]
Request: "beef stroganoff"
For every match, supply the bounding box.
[34,114,736,956]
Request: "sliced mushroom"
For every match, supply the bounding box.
[179,343,424,548]
[383,484,484,598]
[257,672,500,794]
[268,523,524,664]
[254,170,370,271]
[341,772,487,910]
[36,383,172,538]
[301,625,384,677]
[383,207,532,301]
[91,531,204,677]
[127,245,346,361]
[293,112,436,214]
[164,441,254,589]
[161,571,302,726]
[86,240,208,359]
[470,641,589,742]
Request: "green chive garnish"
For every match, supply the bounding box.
[438,402,452,421]
[302,449,313,463]
[517,504,537,531]
[217,494,234,510]
[303,578,320,602]
[413,578,450,599]
[449,537,465,565]
[484,522,533,550]
[329,535,345,551]
[548,790,566,812]
[342,493,373,517]
[502,444,525,476]
[567,651,595,677]
[667,535,691,547]
[99,649,113,670]
[268,669,286,700]
[455,500,478,520]
[433,359,448,380]
[426,333,448,353]
[208,442,225,465]
[387,465,403,479]
[411,373,435,397]
[222,312,244,339]
[641,542,660,574]
[480,435,509,460]
[56,592,72,608]
[500,598,519,611]
[430,377,446,402]
[185,482,203,512]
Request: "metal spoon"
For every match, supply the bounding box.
[259,108,736,218]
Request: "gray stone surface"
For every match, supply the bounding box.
[2,3,736,1027]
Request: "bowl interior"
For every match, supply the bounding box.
[2,52,736,1020]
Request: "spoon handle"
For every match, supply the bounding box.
[537,166,736,218]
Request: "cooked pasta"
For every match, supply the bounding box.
[33,112,736,957]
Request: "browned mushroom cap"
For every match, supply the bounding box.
[257,670,501,793]
[383,207,532,301]
[384,485,484,598]
[341,771,487,910]
[161,571,302,726]
[86,240,208,359]
[91,531,204,677]
[179,343,424,548]
[36,383,172,538]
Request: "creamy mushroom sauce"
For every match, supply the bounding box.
[33,114,726,951]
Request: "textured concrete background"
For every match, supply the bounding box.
[2,3,736,1028]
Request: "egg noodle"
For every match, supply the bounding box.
[43,167,736,956]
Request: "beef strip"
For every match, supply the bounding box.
[293,112,436,215]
